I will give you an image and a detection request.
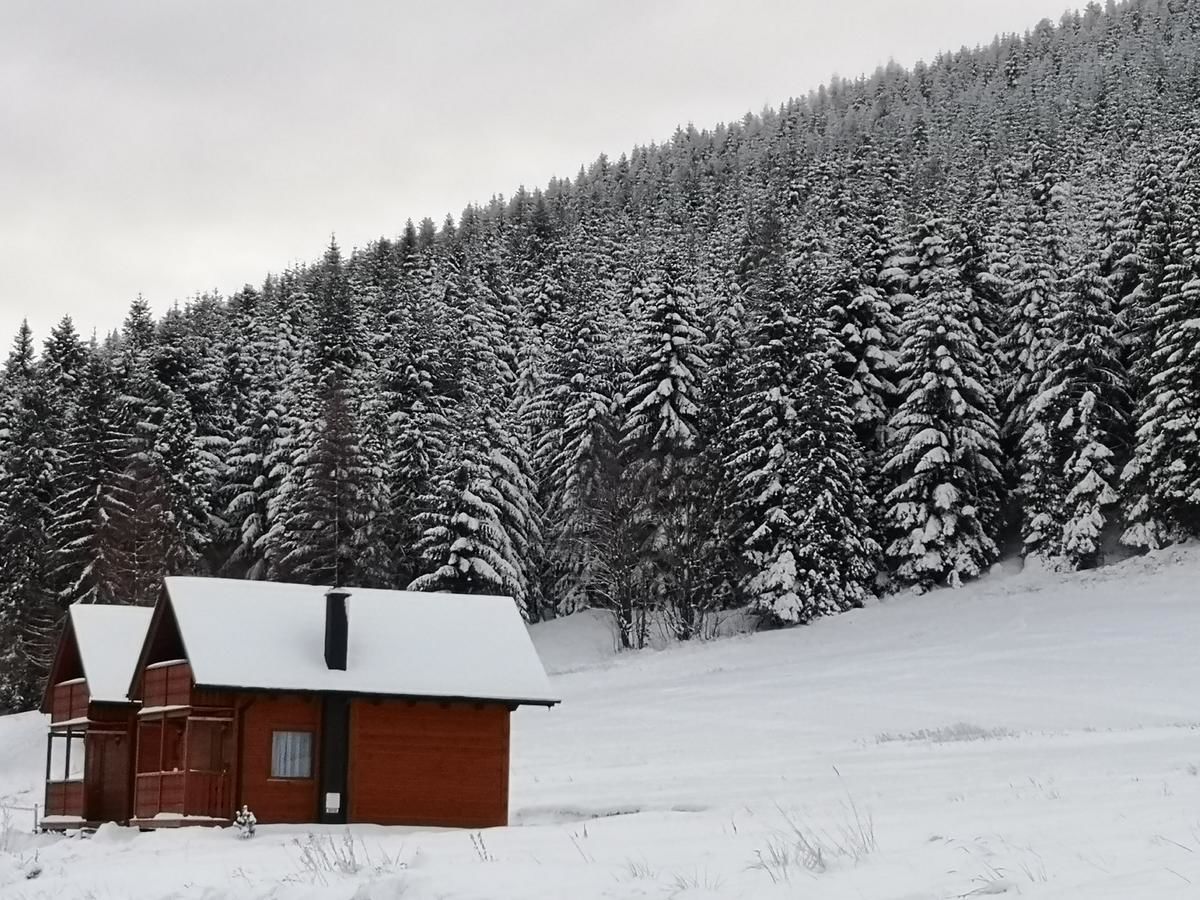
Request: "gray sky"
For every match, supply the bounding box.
[2,1,1076,347]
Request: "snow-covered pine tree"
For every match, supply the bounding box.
[1107,152,1170,384]
[214,286,267,577]
[824,139,901,471]
[824,256,899,475]
[268,244,388,587]
[236,273,315,579]
[0,323,63,710]
[40,317,88,425]
[1121,133,1200,547]
[882,217,1005,589]
[537,311,623,616]
[475,259,544,614]
[1020,259,1129,566]
[48,346,126,605]
[959,167,1010,388]
[618,253,710,642]
[409,426,522,601]
[149,391,213,577]
[375,295,451,590]
[695,265,750,613]
[105,306,175,606]
[270,378,386,586]
[727,281,876,624]
[408,254,540,616]
[998,145,1068,440]
[106,355,211,604]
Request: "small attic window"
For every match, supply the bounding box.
[271,731,313,779]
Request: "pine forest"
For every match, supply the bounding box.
[2,0,1200,710]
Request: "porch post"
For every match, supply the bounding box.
[181,718,191,815]
[157,716,165,813]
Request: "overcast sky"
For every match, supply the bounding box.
[2,1,1077,347]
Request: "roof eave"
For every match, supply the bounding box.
[193,681,560,708]
[39,614,76,714]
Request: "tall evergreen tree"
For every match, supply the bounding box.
[409,257,540,615]
[1021,260,1129,566]
[0,323,62,710]
[267,244,387,586]
[618,257,710,641]
[49,347,126,606]
[1121,137,1200,547]
[882,218,1005,589]
[728,287,876,623]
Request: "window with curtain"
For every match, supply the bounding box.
[271,731,313,778]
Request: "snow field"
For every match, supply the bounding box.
[1,545,1199,898]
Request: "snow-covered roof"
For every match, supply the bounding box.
[70,604,155,704]
[161,577,559,706]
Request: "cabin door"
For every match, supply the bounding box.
[86,731,132,824]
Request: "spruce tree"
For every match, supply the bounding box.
[728,289,876,623]
[619,258,710,641]
[1023,260,1129,566]
[0,323,62,710]
[408,256,540,615]
[1121,152,1200,547]
[49,347,126,605]
[538,313,623,616]
[882,218,1005,589]
[267,245,388,586]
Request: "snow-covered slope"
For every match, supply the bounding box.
[3,547,1200,898]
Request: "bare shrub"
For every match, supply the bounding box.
[291,831,406,886]
[748,773,877,884]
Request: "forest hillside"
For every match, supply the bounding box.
[1,0,1199,710]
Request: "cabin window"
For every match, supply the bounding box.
[271,731,313,779]
[47,730,86,782]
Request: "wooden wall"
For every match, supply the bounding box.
[239,694,321,824]
[44,780,84,818]
[124,686,516,828]
[142,662,193,709]
[348,700,511,828]
[84,707,137,824]
[50,680,89,723]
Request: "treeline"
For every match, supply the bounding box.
[2,0,1200,710]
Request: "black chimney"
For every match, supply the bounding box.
[324,588,349,671]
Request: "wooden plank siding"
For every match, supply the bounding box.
[348,700,511,828]
[142,661,193,709]
[238,694,321,824]
[135,771,185,818]
[51,680,89,724]
[84,721,137,824]
[44,780,85,818]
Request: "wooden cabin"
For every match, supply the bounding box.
[126,576,558,829]
[39,605,154,830]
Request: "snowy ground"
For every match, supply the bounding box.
[3,547,1200,898]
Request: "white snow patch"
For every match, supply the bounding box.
[0,547,1198,897]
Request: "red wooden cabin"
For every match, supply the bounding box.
[39,605,153,830]
[127,577,558,828]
